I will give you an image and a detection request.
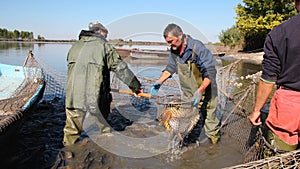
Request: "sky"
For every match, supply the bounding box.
[0,0,243,43]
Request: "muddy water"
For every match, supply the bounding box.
[2,95,243,169]
[57,134,243,169]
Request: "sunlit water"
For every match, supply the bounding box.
[0,41,261,168]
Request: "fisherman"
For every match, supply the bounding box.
[63,22,143,146]
[249,0,300,151]
[150,23,221,144]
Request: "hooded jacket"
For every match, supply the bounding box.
[66,30,141,110]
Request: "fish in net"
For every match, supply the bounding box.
[156,97,200,141]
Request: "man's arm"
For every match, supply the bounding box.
[156,71,172,84]
[197,77,210,93]
[106,44,141,92]
[249,79,275,125]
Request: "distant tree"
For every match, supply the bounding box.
[13,30,20,39]
[29,32,34,39]
[219,25,242,49]
[235,0,296,51]
[37,35,45,40]
[20,31,26,39]
[0,28,8,38]
[0,28,35,40]
[7,31,14,39]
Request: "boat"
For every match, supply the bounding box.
[116,48,132,59]
[130,49,169,60]
[0,51,46,152]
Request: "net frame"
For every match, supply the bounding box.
[155,95,200,141]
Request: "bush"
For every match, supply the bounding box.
[219,26,243,49]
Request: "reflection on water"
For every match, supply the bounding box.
[0,42,35,66]
[0,41,72,72]
[0,42,170,72]
[0,41,35,50]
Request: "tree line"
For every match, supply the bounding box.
[0,28,45,40]
[219,0,297,51]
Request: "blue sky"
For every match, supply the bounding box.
[1,0,243,43]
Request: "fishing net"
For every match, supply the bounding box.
[217,59,300,169]
[33,56,66,99]
[225,149,300,169]
[217,59,262,162]
[156,98,200,141]
[110,68,202,142]
[0,51,45,133]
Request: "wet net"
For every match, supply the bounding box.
[217,59,262,162]
[217,59,300,168]
[34,56,66,99]
[110,67,202,144]
[226,149,300,168]
[0,51,45,133]
[156,96,200,141]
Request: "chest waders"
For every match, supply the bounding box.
[176,45,220,143]
[177,44,203,103]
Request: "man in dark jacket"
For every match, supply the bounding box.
[63,22,142,146]
[249,0,300,151]
[150,23,220,144]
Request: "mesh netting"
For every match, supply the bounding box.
[217,59,261,162]
[34,56,66,99]
[157,101,200,141]
[217,59,300,169]
[0,51,45,133]
[225,149,300,169]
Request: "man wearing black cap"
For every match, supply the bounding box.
[63,21,143,146]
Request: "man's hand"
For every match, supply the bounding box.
[192,89,202,106]
[150,82,161,96]
[133,88,143,97]
[248,111,262,126]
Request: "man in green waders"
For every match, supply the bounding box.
[150,23,220,144]
[63,22,142,146]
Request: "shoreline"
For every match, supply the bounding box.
[0,38,167,46]
[225,51,264,64]
[207,45,264,64]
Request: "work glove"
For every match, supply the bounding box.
[133,88,143,97]
[192,89,202,106]
[150,81,162,96]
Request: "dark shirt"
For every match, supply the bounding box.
[164,35,216,80]
[261,13,300,91]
